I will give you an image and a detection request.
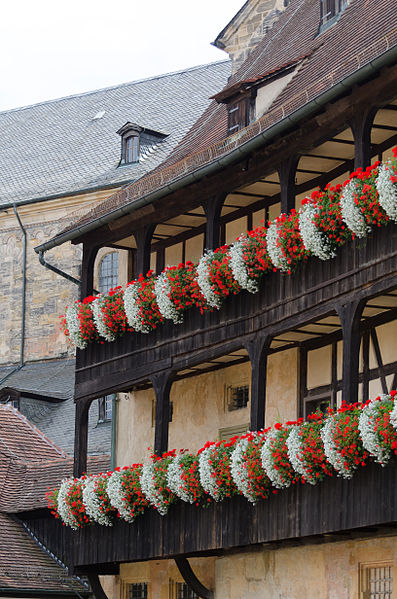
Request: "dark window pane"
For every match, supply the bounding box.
[227,385,249,411]
[128,583,147,599]
[176,582,199,599]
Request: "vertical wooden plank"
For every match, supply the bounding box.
[336,300,365,405]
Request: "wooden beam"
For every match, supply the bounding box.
[336,300,365,405]
[133,224,155,277]
[278,156,299,213]
[350,107,377,170]
[175,556,214,599]
[73,398,93,477]
[80,244,99,300]
[244,336,271,431]
[151,371,173,456]
[202,195,226,250]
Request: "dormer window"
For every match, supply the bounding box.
[117,122,168,166]
[117,123,143,165]
[320,0,348,30]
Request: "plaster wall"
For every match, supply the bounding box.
[116,347,299,465]
[105,535,397,599]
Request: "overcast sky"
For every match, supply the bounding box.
[0,0,244,112]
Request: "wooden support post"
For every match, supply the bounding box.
[175,556,214,599]
[278,156,299,214]
[350,107,377,170]
[336,300,365,405]
[202,195,226,250]
[151,371,173,456]
[80,244,99,300]
[87,573,110,599]
[133,224,155,277]
[73,398,93,477]
[245,336,271,431]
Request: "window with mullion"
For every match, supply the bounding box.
[128,583,148,599]
[98,252,119,294]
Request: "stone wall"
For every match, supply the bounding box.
[0,188,118,365]
[215,0,288,73]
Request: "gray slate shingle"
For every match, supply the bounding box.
[0,61,230,206]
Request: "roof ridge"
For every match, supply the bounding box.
[0,404,68,460]
[0,59,230,116]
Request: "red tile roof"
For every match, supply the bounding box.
[0,405,110,513]
[0,512,88,594]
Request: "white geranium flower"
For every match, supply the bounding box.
[196,252,221,309]
[299,202,336,260]
[340,179,369,238]
[65,304,87,349]
[266,222,289,272]
[376,161,397,222]
[82,474,113,526]
[154,271,182,324]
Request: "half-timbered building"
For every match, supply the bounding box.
[32,0,397,597]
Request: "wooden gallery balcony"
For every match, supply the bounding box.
[27,459,397,574]
[76,223,397,403]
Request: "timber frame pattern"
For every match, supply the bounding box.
[27,48,397,599]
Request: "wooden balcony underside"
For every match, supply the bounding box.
[25,460,397,573]
[75,224,397,401]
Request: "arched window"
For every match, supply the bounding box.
[98,252,119,293]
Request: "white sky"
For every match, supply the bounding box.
[0,0,244,112]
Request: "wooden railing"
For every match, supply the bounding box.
[24,460,397,573]
[75,224,397,402]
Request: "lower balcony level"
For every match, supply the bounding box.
[25,459,397,574]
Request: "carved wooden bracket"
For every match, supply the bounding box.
[175,556,214,599]
[86,573,109,599]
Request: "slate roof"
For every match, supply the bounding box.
[38,0,397,250]
[0,61,230,207]
[0,359,111,456]
[0,513,89,595]
[0,359,75,401]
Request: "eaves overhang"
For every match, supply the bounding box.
[34,41,397,255]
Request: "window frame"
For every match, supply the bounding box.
[98,394,115,424]
[98,251,119,294]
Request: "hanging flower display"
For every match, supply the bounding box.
[50,389,397,530]
[266,210,309,274]
[359,393,397,465]
[82,472,115,526]
[230,431,270,503]
[198,439,240,502]
[376,148,397,221]
[196,247,240,309]
[107,464,148,523]
[123,272,163,334]
[261,423,300,489]
[57,477,89,530]
[321,403,368,479]
[229,226,272,293]
[340,163,388,238]
[92,287,131,342]
[140,450,178,516]
[299,184,349,260]
[286,413,333,484]
[62,298,98,349]
[155,262,207,324]
[167,452,210,506]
